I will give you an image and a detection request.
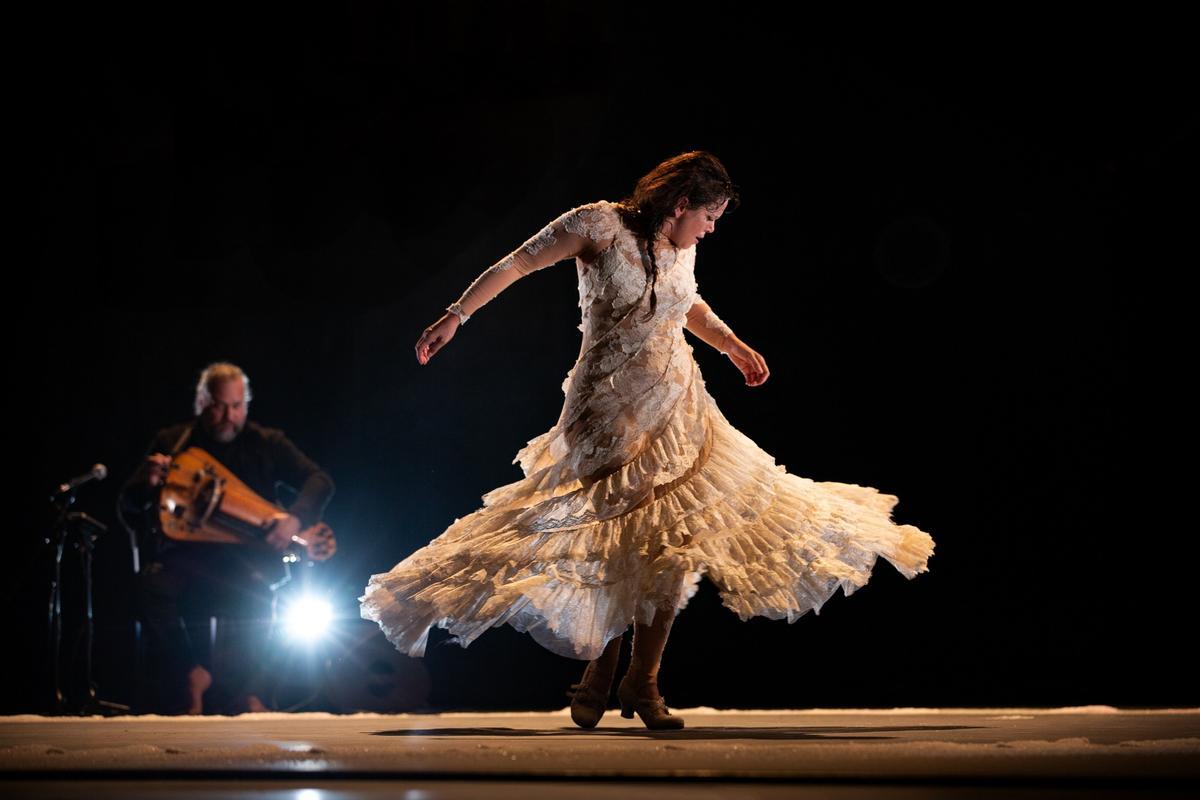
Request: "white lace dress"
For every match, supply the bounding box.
[359,200,936,661]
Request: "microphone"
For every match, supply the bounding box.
[55,464,108,496]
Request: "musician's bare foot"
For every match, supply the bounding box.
[186,665,212,715]
[245,694,268,713]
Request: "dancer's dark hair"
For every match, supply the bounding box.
[614,151,740,322]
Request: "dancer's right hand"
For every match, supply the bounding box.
[416,314,459,365]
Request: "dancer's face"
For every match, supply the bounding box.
[200,378,248,443]
[665,197,728,249]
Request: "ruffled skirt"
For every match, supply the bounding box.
[359,363,936,662]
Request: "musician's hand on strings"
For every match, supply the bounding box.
[296,523,338,561]
[416,313,460,365]
[145,453,171,487]
[266,514,302,552]
[723,337,770,387]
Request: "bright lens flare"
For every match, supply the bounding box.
[283,595,333,642]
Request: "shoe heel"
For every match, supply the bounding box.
[620,702,634,719]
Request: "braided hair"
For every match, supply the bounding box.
[613,151,740,322]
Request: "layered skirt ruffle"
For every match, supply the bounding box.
[360,359,936,661]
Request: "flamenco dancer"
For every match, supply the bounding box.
[360,151,936,730]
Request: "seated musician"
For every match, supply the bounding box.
[118,362,335,714]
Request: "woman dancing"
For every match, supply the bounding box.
[360,151,936,730]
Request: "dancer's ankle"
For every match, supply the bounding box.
[622,668,659,690]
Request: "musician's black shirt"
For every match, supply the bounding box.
[118,420,335,559]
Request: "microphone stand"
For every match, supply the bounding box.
[46,489,71,714]
[46,490,130,715]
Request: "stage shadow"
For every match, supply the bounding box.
[371,724,984,740]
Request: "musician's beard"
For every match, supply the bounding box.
[207,420,243,444]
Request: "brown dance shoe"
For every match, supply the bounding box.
[565,635,623,729]
[617,674,685,730]
[567,662,617,729]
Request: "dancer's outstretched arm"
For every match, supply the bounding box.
[445,224,591,325]
[416,204,614,365]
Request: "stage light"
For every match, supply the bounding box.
[283,595,334,643]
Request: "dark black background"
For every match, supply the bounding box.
[16,4,1195,714]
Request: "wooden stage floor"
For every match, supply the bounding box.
[2,706,1197,798]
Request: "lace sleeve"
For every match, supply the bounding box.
[446,201,617,324]
[684,292,736,354]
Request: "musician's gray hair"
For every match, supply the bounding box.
[193,362,253,416]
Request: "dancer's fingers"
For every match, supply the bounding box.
[416,330,440,363]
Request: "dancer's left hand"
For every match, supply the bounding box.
[723,338,769,387]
